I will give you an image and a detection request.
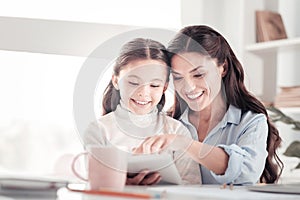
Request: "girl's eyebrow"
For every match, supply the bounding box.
[127,75,140,79]
[127,75,164,82]
[151,79,164,83]
[171,66,204,75]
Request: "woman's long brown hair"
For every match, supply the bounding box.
[167,25,283,183]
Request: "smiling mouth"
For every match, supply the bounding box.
[132,99,151,105]
[186,91,204,100]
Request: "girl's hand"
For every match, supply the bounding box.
[133,134,193,154]
[126,170,161,185]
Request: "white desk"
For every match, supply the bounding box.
[56,185,300,200]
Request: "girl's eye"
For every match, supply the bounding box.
[128,81,139,86]
[150,84,161,88]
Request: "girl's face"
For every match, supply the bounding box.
[171,52,225,112]
[113,59,168,115]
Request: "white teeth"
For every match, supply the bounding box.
[135,100,150,105]
[187,92,203,99]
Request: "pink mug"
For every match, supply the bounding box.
[72,145,128,191]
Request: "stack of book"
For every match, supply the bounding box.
[274,86,300,107]
[0,175,68,199]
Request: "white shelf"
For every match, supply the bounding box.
[278,107,300,114]
[246,37,300,55]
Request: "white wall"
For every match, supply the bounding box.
[0,0,181,176]
[277,0,300,87]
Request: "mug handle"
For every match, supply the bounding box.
[71,152,88,181]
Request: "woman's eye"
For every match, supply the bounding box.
[194,74,204,78]
[173,76,183,81]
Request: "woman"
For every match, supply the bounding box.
[132,25,283,185]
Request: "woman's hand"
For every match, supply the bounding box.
[133,134,193,154]
[126,170,161,185]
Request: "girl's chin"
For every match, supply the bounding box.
[129,106,154,115]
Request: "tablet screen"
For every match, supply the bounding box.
[127,153,182,184]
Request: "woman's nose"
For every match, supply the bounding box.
[183,79,196,93]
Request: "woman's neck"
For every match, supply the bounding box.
[188,93,227,141]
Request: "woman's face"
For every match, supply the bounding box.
[171,52,225,112]
[113,59,168,115]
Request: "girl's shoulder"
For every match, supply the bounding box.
[159,111,181,123]
[86,112,115,130]
[158,112,190,134]
[98,112,114,121]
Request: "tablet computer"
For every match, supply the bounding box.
[127,153,182,184]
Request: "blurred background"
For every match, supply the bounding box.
[0,0,299,182]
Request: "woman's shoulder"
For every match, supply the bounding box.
[226,105,267,130]
[241,109,267,122]
[228,105,266,122]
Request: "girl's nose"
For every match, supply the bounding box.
[137,85,150,97]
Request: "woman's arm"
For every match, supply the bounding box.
[187,141,228,175]
[133,134,228,175]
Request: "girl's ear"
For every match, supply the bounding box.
[112,75,119,90]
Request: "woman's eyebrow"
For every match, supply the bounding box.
[190,66,203,73]
[171,70,181,75]
[171,66,203,74]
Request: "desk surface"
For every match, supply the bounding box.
[1,185,299,200]
[57,185,300,200]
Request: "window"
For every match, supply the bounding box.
[0,0,181,175]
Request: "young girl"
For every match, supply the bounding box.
[82,38,201,185]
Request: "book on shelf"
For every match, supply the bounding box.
[256,10,287,43]
[274,85,300,108]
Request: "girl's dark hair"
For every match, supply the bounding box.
[102,38,170,115]
[167,25,283,183]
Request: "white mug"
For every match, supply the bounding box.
[72,145,128,191]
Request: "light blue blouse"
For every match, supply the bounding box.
[179,105,268,185]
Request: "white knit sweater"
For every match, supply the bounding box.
[83,103,202,184]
